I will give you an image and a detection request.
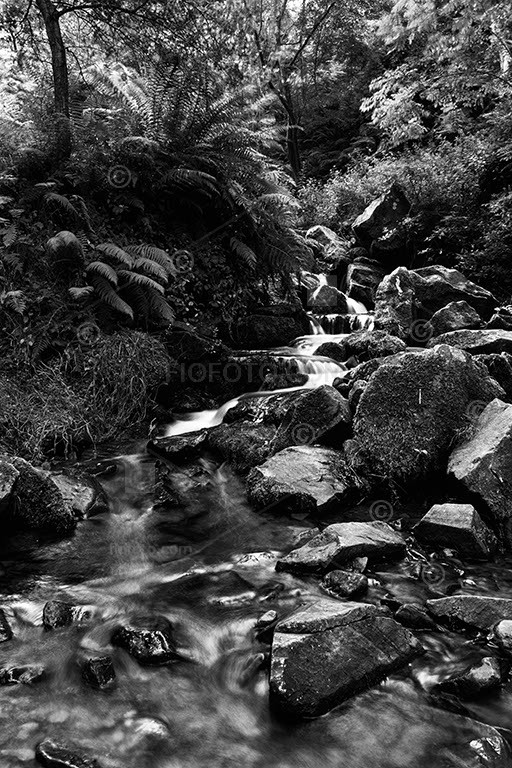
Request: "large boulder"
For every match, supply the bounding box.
[307,283,350,314]
[50,470,108,519]
[375,267,497,339]
[413,503,497,560]
[246,445,361,516]
[351,345,504,490]
[427,595,512,632]
[486,305,512,330]
[428,300,483,336]
[271,385,352,454]
[345,257,386,308]
[352,183,411,257]
[276,521,405,574]
[448,399,512,541]
[3,456,76,533]
[427,329,512,355]
[269,599,422,718]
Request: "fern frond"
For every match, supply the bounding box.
[125,245,175,275]
[86,261,118,287]
[88,274,134,320]
[69,285,95,301]
[117,270,165,294]
[95,243,134,268]
[133,257,168,284]
[230,237,257,268]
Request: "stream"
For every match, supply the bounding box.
[2,303,512,767]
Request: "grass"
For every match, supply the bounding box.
[0,330,171,462]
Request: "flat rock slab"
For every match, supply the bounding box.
[434,656,503,699]
[413,503,497,559]
[427,595,512,631]
[448,399,512,541]
[270,600,422,718]
[247,445,358,516]
[428,329,512,355]
[35,739,102,768]
[276,521,405,574]
[277,600,377,634]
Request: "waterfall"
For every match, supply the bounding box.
[165,355,347,437]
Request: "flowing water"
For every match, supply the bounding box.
[2,295,512,767]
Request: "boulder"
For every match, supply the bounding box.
[352,345,504,490]
[448,399,512,541]
[413,503,497,560]
[427,329,512,355]
[352,183,411,255]
[111,616,179,665]
[427,595,512,631]
[308,283,350,314]
[81,656,116,689]
[276,521,405,574]
[247,445,360,516]
[271,385,352,454]
[0,458,18,512]
[375,267,497,339]
[0,664,44,685]
[346,257,386,308]
[5,457,76,533]
[475,353,512,400]
[321,569,368,599]
[269,599,422,718]
[35,739,102,768]
[428,300,483,336]
[340,330,406,362]
[43,600,77,630]
[50,470,108,519]
[208,422,276,473]
[433,656,503,699]
[147,431,208,464]
[414,266,496,319]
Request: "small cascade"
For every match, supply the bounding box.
[312,312,375,334]
[307,314,325,335]
[165,354,347,437]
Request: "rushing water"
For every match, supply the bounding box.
[1,295,512,767]
[2,450,512,768]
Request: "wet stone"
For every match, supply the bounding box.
[394,604,437,631]
[427,595,512,632]
[81,656,116,689]
[433,656,504,699]
[321,569,368,599]
[111,616,179,666]
[491,620,512,654]
[0,664,44,685]
[35,739,102,768]
[42,600,75,630]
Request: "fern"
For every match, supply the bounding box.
[95,243,134,268]
[230,237,257,268]
[117,270,165,295]
[87,274,134,320]
[125,245,175,275]
[86,261,118,287]
[133,257,168,284]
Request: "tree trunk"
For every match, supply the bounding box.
[282,84,302,179]
[35,0,71,158]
